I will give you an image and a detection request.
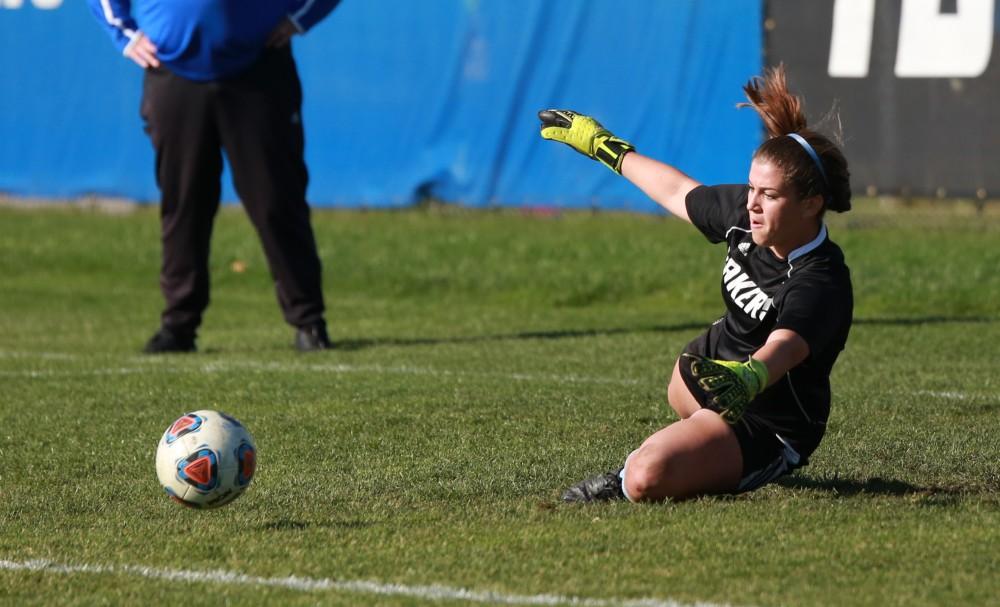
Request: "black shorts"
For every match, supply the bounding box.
[678,329,827,492]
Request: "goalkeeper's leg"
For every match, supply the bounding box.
[621,410,742,501]
[667,357,702,419]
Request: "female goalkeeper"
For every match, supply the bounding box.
[539,66,853,502]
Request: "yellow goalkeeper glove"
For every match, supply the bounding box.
[538,109,635,174]
[683,354,769,424]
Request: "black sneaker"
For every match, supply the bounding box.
[143,326,196,354]
[295,323,332,352]
[561,471,626,503]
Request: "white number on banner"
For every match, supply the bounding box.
[1,0,63,8]
[829,0,995,78]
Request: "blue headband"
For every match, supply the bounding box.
[787,133,829,188]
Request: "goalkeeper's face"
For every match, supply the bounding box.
[746,160,823,258]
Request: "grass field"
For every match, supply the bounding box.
[1,200,998,606]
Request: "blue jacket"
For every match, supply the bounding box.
[88,0,341,81]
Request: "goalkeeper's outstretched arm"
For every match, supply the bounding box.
[619,152,700,224]
[538,109,700,223]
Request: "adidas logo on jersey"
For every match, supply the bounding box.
[738,241,751,256]
[722,257,772,321]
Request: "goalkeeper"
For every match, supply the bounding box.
[539,65,854,502]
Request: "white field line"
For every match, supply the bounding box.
[1,351,991,400]
[913,390,977,401]
[0,350,78,360]
[0,355,647,387]
[0,559,738,607]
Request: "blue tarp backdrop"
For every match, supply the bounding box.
[0,1,762,211]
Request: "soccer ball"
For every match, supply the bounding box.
[155,410,257,509]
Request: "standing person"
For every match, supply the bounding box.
[538,65,853,502]
[88,0,342,353]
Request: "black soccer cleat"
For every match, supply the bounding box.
[561,470,626,503]
[143,326,196,354]
[294,323,332,352]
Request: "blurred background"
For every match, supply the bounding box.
[1,0,997,212]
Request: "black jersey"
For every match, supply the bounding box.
[683,184,853,455]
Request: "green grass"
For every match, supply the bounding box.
[1,201,998,606]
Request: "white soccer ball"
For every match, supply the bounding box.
[155,410,257,509]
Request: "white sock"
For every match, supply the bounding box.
[619,449,638,503]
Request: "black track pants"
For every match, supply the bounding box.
[140,46,325,333]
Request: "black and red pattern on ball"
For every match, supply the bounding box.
[165,413,204,444]
[236,442,256,486]
[177,448,219,492]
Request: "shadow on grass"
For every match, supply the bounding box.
[854,315,997,326]
[326,315,997,351]
[777,474,969,503]
[332,321,709,351]
[259,518,375,531]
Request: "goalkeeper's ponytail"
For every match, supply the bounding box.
[739,65,852,214]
